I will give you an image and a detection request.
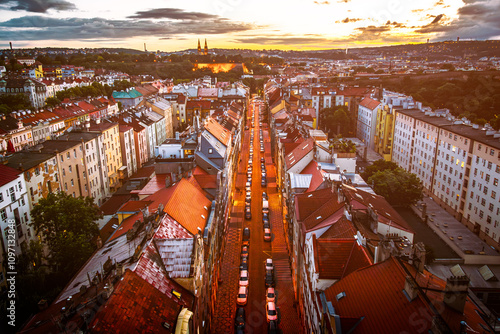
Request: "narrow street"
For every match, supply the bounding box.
[211,99,301,333]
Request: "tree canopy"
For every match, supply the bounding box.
[320,105,352,136]
[30,192,102,274]
[368,169,423,207]
[361,159,399,180]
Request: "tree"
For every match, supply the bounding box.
[361,159,399,181]
[30,192,102,274]
[368,169,423,207]
[45,97,61,108]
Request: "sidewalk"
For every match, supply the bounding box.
[412,195,499,265]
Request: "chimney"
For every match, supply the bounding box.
[413,242,426,273]
[443,276,470,314]
[403,276,418,301]
[38,299,48,311]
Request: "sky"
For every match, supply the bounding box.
[0,0,499,51]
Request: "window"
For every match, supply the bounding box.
[208,148,213,154]
[0,209,6,220]
[71,179,74,186]
[479,210,484,218]
[492,191,496,200]
[67,152,70,159]
[69,165,72,173]
[484,187,488,195]
[494,178,499,186]
[489,203,494,211]
[62,168,65,176]
[9,187,15,202]
[64,183,68,191]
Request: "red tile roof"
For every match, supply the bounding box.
[319,216,357,239]
[135,174,171,198]
[204,117,231,146]
[134,243,194,306]
[323,257,489,334]
[164,178,211,235]
[130,165,155,179]
[302,198,344,232]
[118,200,153,213]
[109,211,143,241]
[340,86,371,97]
[342,185,414,234]
[100,194,132,215]
[186,99,212,109]
[359,97,381,110]
[192,166,208,175]
[153,214,192,240]
[0,164,21,187]
[295,188,336,222]
[301,160,324,192]
[285,138,314,170]
[313,237,372,280]
[193,174,217,189]
[90,269,191,333]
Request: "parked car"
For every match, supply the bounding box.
[264,228,272,241]
[242,227,250,246]
[261,179,267,187]
[266,287,276,303]
[239,270,249,287]
[244,126,249,130]
[260,157,265,163]
[241,245,249,258]
[262,200,269,214]
[265,258,273,271]
[268,320,278,334]
[235,307,245,330]
[265,269,275,287]
[262,192,268,200]
[266,302,278,322]
[237,286,248,306]
[240,256,249,270]
[245,206,251,220]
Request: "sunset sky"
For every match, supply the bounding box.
[0,0,499,51]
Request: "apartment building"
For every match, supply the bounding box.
[89,120,123,194]
[118,124,137,178]
[356,97,381,150]
[392,108,500,250]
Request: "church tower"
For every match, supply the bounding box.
[197,39,202,55]
[204,39,208,55]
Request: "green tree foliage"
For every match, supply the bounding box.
[382,73,500,128]
[368,169,423,207]
[361,159,399,180]
[30,192,102,274]
[45,97,61,108]
[0,93,32,114]
[320,106,351,136]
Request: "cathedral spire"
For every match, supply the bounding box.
[197,39,202,54]
[204,39,208,55]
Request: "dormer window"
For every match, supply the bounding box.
[208,148,213,154]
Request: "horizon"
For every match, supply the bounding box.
[3,39,497,55]
[0,0,499,52]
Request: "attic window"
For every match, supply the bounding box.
[203,206,208,210]
[201,215,206,219]
[336,292,346,301]
[478,265,497,282]
[316,216,322,220]
[307,194,313,198]
[302,144,309,150]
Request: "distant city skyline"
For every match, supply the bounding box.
[0,0,499,51]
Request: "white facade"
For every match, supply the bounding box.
[392,108,500,249]
[120,127,137,177]
[83,136,108,206]
[155,142,184,159]
[356,101,380,150]
[0,172,32,255]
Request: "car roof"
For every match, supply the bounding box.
[238,286,247,292]
[267,301,276,310]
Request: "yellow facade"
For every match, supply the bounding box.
[102,124,123,191]
[271,99,286,115]
[374,105,394,161]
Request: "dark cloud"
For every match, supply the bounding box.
[313,1,330,4]
[434,0,445,5]
[385,21,406,28]
[0,0,75,12]
[335,17,362,23]
[0,15,257,41]
[335,17,363,23]
[430,14,445,24]
[415,0,500,39]
[128,8,218,20]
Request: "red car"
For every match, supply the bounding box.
[237,286,248,306]
[266,302,278,322]
[264,228,272,241]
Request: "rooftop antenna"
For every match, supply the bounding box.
[144,43,147,52]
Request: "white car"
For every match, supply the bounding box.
[265,258,273,271]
